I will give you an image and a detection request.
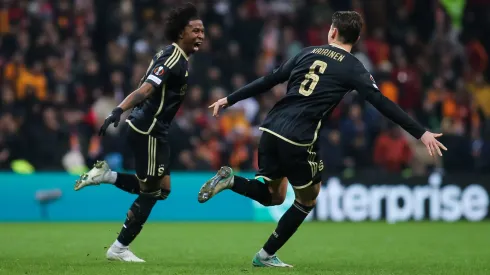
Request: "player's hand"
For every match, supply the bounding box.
[99,107,123,136]
[209,97,229,117]
[420,131,447,157]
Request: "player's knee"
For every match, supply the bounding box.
[160,175,171,190]
[139,177,161,197]
[270,192,286,206]
[263,178,287,206]
[156,176,171,200]
[157,188,171,200]
[139,177,172,200]
[293,182,320,207]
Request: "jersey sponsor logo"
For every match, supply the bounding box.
[153,66,165,76]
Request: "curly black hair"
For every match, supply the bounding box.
[164,2,200,42]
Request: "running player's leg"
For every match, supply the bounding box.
[198,132,287,206]
[253,183,320,268]
[253,143,322,268]
[74,127,141,194]
[110,167,170,197]
[75,128,167,195]
[74,161,171,195]
[74,160,141,193]
[232,176,288,205]
[106,133,170,262]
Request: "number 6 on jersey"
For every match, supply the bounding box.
[299,60,327,96]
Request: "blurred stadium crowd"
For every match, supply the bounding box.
[0,0,490,176]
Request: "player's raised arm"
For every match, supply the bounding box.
[351,63,447,156]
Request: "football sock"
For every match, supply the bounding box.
[114,173,140,194]
[231,176,272,206]
[112,239,127,249]
[104,171,118,183]
[116,195,157,246]
[258,248,270,258]
[262,200,314,256]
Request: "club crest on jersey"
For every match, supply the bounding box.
[153,66,165,76]
[157,164,165,176]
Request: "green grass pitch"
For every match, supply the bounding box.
[1,222,489,275]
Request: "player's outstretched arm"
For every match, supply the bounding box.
[365,93,447,156]
[351,65,447,156]
[210,55,299,117]
[99,83,155,136]
[209,73,282,117]
[208,76,280,117]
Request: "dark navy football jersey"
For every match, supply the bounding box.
[228,44,425,146]
[126,43,189,139]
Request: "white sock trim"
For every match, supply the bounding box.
[106,171,118,184]
[113,239,128,249]
[259,248,271,259]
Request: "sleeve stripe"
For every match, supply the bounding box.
[167,51,181,69]
[164,48,178,66]
[147,74,162,85]
[164,48,180,68]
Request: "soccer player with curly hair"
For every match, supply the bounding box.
[74,3,204,262]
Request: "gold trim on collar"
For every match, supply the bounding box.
[172,42,189,61]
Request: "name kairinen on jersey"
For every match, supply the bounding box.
[310,47,379,90]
